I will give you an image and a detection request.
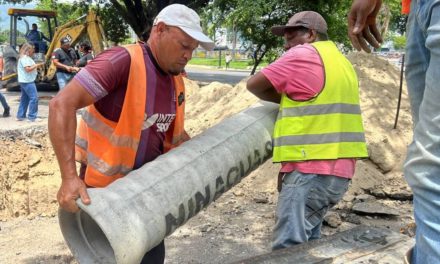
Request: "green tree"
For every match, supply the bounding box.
[99,3,130,45]
[392,35,406,50]
[207,0,352,74]
[37,0,85,25]
[385,0,407,35]
[0,30,9,43]
[2,0,211,41]
[36,0,129,46]
[107,0,209,40]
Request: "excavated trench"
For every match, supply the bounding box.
[0,127,60,220]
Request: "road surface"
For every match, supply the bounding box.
[186,66,250,85]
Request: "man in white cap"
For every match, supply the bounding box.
[247,11,368,249]
[48,4,213,263]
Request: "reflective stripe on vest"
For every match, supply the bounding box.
[272,41,368,162]
[75,43,187,187]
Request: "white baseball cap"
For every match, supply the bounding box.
[153,4,215,50]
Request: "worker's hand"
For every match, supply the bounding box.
[57,177,91,213]
[72,67,81,73]
[348,0,383,53]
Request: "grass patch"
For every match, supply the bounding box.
[188,57,268,70]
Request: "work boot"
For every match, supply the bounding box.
[404,247,413,264]
[3,107,10,117]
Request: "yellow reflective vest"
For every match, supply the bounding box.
[273,41,368,162]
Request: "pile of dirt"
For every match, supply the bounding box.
[0,52,415,263]
[0,128,59,220]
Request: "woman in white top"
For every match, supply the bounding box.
[16,43,43,122]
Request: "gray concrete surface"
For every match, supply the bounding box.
[0,90,53,133]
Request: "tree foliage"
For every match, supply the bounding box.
[29,0,129,45]
[392,35,406,50]
[98,2,130,45]
[207,0,352,74]
[0,30,9,43]
[106,0,209,40]
[37,0,86,25]
[384,0,407,35]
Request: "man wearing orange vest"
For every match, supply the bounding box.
[348,1,440,263]
[48,4,214,263]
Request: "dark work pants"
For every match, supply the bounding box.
[140,240,165,264]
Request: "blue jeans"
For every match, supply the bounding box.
[0,91,9,110]
[56,72,74,90]
[272,171,349,249]
[404,1,440,263]
[17,82,38,120]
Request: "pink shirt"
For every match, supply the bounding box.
[261,43,355,179]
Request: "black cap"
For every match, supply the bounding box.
[60,37,71,45]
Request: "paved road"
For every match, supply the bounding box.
[186,65,251,85]
[0,91,52,133]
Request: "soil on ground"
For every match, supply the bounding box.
[0,52,415,264]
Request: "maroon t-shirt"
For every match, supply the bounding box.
[74,44,176,171]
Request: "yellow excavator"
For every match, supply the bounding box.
[1,8,107,91]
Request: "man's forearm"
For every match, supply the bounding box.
[247,72,281,103]
[53,61,73,72]
[48,98,79,180]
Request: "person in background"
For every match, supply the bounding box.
[48,4,214,263]
[225,53,232,70]
[0,50,10,117]
[76,42,93,67]
[247,11,368,250]
[25,23,49,53]
[0,91,9,118]
[16,43,44,122]
[349,0,440,263]
[52,37,79,90]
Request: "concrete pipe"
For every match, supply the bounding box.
[59,101,279,264]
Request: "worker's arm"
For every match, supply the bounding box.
[48,79,95,213]
[24,63,44,73]
[247,72,281,103]
[52,58,76,73]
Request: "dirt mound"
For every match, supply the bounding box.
[185,79,258,136]
[0,128,59,220]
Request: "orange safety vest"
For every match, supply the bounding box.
[75,43,188,187]
[402,0,411,14]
